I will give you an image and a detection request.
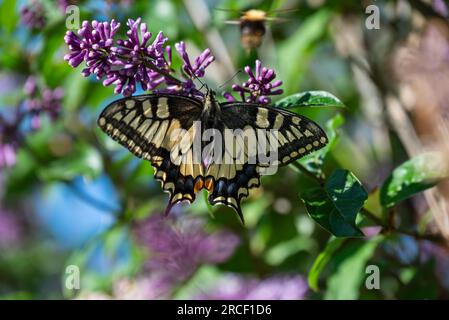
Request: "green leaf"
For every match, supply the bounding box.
[278,9,331,93]
[172,265,222,299]
[203,189,215,218]
[297,113,344,178]
[308,237,346,291]
[264,236,317,266]
[132,201,160,221]
[84,84,114,110]
[397,261,439,299]
[37,145,103,181]
[0,0,18,34]
[4,148,38,194]
[62,71,89,111]
[242,196,270,228]
[124,160,154,191]
[302,169,367,237]
[325,236,383,300]
[63,227,143,299]
[274,91,345,109]
[363,188,383,222]
[380,152,449,208]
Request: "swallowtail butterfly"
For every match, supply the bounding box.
[98,89,327,222]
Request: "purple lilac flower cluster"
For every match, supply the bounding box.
[65,18,283,103]
[64,18,215,97]
[81,270,308,300]
[433,0,448,16]
[23,77,63,130]
[1,123,20,169]
[57,0,71,12]
[20,0,46,29]
[224,60,283,104]
[0,208,23,247]
[0,77,63,169]
[196,274,308,300]
[133,214,240,297]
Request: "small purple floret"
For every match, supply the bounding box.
[225,60,283,104]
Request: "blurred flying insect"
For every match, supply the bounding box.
[220,8,295,51]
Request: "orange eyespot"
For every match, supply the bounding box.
[204,177,214,191]
[194,177,204,193]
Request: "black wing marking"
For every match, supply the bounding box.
[97,94,204,205]
[205,163,260,223]
[203,102,327,221]
[220,102,328,165]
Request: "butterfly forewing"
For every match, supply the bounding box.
[220,102,328,164]
[98,94,204,203]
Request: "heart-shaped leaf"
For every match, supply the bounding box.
[297,113,344,178]
[302,169,367,237]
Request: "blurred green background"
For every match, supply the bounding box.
[1,0,449,300]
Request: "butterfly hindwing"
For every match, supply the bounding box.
[97,94,203,204]
[205,163,260,222]
[202,102,328,218]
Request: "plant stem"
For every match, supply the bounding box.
[360,207,384,226]
[292,161,445,244]
[113,49,183,85]
[143,60,183,85]
[291,161,325,185]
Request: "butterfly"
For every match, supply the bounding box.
[97,89,327,222]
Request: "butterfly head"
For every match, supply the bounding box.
[205,88,217,99]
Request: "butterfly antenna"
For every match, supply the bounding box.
[198,80,207,92]
[191,73,208,93]
[218,69,242,90]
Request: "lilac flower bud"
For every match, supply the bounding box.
[223,92,236,102]
[24,76,37,96]
[0,143,17,169]
[65,17,216,98]
[0,209,23,247]
[20,0,46,30]
[175,41,215,79]
[64,20,120,78]
[22,77,63,130]
[225,60,283,104]
[0,76,63,169]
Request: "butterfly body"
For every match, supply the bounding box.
[98,90,327,222]
[200,90,222,129]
